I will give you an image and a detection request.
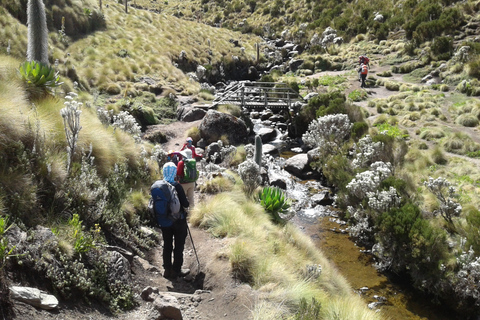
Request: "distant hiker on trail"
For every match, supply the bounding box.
[358,55,370,82]
[158,162,190,279]
[358,55,370,68]
[181,137,203,160]
[177,149,198,207]
[359,63,368,88]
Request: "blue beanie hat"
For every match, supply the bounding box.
[162,162,177,183]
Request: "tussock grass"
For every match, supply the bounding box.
[455,114,479,127]
[419,127,445,140]
[199,175,235,194]
[185,126,201,144]
[217,104,242,117]
[190,186,380,319]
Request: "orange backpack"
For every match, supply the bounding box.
[361,64,368,75]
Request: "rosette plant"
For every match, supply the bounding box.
[258,186,292,225]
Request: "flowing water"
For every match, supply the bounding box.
[266,154,459,320]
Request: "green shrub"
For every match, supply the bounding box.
[375,122,409,139]
[351,122,369,139]
[431,36,453,60]
[377,203,447,283]
[348,89,368,102]
[293,298,322,320]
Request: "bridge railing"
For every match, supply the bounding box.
[211,81,305,110]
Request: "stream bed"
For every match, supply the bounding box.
[267,154,459,320]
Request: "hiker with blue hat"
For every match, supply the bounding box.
[160,162,190,279]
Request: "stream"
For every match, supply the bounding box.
[266,153,459,320]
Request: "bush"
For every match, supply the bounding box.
[377,202,447,283]
[431,36,453,60]
[351,122,369,139]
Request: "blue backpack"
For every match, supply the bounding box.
[149,180,181,227]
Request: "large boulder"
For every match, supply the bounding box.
[199,110,248,145]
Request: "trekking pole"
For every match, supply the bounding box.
[186,223,201,274]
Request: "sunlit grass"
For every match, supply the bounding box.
[191,183,379,319]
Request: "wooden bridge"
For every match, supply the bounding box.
[210,81,305,111]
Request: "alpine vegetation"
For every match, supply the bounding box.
[61,92,82,173]
[424,176,462,225]
[302,114,352,155]
[350,135,385,169]
[238,158,261,197]
[112,111,142,143]
[27,0,49,64]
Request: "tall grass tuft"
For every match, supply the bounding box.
[191,184,379,319]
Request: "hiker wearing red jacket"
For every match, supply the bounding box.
[181,137,202,160]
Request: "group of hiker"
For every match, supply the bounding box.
[150,137,203,279]
[358,55,370,88]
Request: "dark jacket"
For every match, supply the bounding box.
[171,181,189,215]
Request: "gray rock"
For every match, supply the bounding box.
[206,142,221,158]
[139,226,157,242]
[307,147,321,164]
[250,111,260,119]
[141,286,159,301]
[421,74,433,83]
[108,251,132,284]
[153,294,183,320]
[197,138,207,149]
[269,114,285,123]
[276,123,288,131]
[10,286,58,310]
[374,14,384,22]
[282,43,295,51]
[289,59,304,72]
[262,144,279,156]
[257,128,277,143]
[134,256,160,273]
[270,178,287,190]
[199,110,248,145]
[260,110,273,121]
[304,92,319,101]
[105,245,135,263]
[181,108,206,122]
[284,153,309,177]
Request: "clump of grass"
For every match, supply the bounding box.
[199,175,235,194]
[455,114,479,127]
[385,81,400,91]
[185,126,201,144]
[218,104,242,117]
[419,127,446,140]
[430,145,448,165]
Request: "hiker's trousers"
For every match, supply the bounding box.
[181,182,195,207]
[161,218,188,272]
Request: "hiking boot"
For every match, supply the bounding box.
[163,268,175,279]
[176,268,190,277]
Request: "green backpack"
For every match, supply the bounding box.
[183,159,199,183]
